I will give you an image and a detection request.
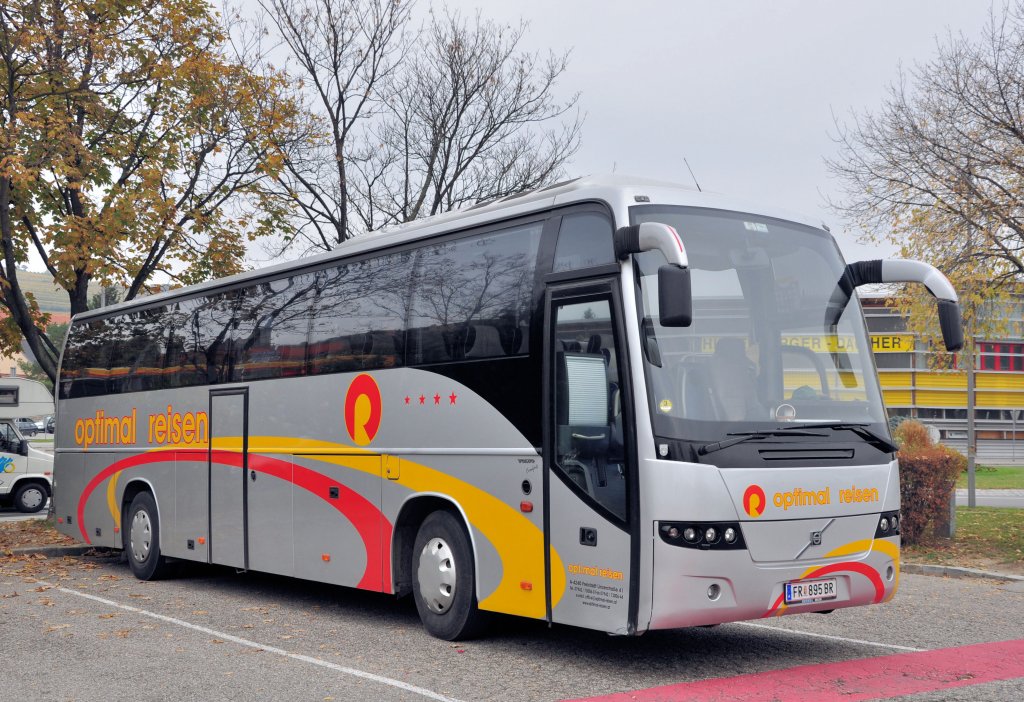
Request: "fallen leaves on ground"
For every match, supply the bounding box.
[0,518,76,552]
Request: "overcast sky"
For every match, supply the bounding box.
[30,1,992,276]
[439,0,990,261]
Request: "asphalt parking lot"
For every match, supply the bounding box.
[0,510,48,523]
[1,551,1022,702]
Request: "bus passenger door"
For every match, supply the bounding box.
[209,389,248,569]
[545,287,636,634]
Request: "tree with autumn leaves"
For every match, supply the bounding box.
[829,3,1024,352]
[1,0,581,385]
[0,0,299,382]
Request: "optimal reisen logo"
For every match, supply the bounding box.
[742,483,880,517]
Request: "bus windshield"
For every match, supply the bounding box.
[632,205,888,448]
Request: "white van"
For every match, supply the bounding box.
[0,379,55,513]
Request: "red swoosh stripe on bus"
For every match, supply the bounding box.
[75,449,392,592]
[763,561,885,618]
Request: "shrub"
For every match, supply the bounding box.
[892,419,932,453]
[893,420,966,544]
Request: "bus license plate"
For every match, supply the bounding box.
[784,577,837,605]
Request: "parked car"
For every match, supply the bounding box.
[15,417,37,437]
[45,415,55,434]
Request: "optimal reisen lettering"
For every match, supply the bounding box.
[73,405,208,450]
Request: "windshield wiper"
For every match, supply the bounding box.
[778,422,898,454]
[698,429,828,456]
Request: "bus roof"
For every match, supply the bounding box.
[72,174,826,323]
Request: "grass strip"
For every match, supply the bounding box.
[903,507,1024,576]
[956,466,1024,490]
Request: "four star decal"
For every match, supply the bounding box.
[403,391,458,407]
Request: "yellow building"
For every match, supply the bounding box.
[862,296,1024,451]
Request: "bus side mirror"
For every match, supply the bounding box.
[832,259,964,352]
[658,265,692,327]
[936,299,964,353]
[879,260,963,352]
[18,439,28,456]
[614,222,692,327]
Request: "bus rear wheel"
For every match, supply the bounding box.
[412,511,487,640]
[125,492,172,580]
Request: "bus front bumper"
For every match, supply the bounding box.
[646,535,899,630]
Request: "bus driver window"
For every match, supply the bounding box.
[553,299,627,520]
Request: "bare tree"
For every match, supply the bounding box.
[260,0,410,251]
[350,10,581,233]
[261,1,581,252]
[825,0,1024,378]
[828,2,1024,284]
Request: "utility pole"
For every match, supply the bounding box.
[966,335,976,507]
[964,221,977,509]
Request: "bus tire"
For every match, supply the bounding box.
[13,481,48,513]
[125,492,172,580]
[412,510,487,640]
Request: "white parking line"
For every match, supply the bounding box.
[40,580,465,702]
[734,620,925,652]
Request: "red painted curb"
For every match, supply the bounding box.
[564,639,1024,702]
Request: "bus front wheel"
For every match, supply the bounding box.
[412,511,487,640]
[125,492,172,580]
[13,482,47,513]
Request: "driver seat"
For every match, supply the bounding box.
[707,338,763,421]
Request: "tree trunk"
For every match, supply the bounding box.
[70,270,90,316]
[0,179,58,382]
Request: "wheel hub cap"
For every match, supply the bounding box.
[417,537,457,614]
[20,487,43,510]
[130,509,152,563]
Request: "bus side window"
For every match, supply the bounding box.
[234,274,318,381]
[407,222,541,365]
[308,254,408,374]
[173,297,210,388]
[123,307,169,393]
[80,319,116,397]
[552,213,615,273]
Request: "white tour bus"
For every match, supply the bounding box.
[53,176,962,639]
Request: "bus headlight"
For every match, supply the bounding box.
[874,510,901,538]
[658,521,746,550]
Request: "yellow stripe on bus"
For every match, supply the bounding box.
[106,470,122,530]
[151,436,563,619]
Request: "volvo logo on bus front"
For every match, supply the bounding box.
[810,531,822,546]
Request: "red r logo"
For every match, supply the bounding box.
[344,374,382,446]
[743,484,767,518]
